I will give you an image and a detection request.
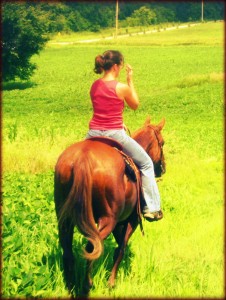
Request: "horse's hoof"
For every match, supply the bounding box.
[108,278,115,289]
[81,281,93,298]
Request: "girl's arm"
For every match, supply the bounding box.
[116,64,140,110]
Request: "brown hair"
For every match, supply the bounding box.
[94,50,124,74]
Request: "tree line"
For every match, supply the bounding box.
[2,1,224,81]
[14,1,225,33]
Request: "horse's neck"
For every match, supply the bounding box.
[132,129,152,153]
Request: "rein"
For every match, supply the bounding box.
[124,125,131,136]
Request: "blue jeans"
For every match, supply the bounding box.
[86,129,161,213]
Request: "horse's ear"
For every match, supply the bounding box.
[144,116,151,127]
[157,118,165,131]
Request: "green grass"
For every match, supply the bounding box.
[2,21,224,298]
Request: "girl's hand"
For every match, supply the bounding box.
[126,64,133,78]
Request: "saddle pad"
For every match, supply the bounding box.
[87,136,123,151]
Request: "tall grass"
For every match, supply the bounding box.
[2,21,224,298]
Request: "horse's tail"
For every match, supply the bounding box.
[59,154,103,260]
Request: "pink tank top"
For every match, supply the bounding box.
[89,79,124,130]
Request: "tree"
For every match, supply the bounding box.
[204,2,224,21]
[2,2,49,81]
[129,6,156,26]
[67,11,90,32]
[66,2,115,31]
[153,6,176,23]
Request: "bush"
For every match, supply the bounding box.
[2,3,49,81]
[126,6,156,27]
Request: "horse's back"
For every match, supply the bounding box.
[55,140,125,184]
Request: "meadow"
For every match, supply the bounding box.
[2,21,224,298]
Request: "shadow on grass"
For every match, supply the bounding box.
[2,81,37,91]
[47,233,134,298]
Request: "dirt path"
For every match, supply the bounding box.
[50,23,201,45]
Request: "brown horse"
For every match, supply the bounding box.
[54,116,165,297]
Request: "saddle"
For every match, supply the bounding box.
[88,136,144,234]
[88,137,137,181]
[87,136,123,151]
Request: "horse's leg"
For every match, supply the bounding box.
[58,218,75,294]
[54,178,76,295]
[109,216,138,287]
[82,241,94,297]
[82,216,117,295]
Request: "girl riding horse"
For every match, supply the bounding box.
[87,50,163,221]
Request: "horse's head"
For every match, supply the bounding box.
[132,116,166,177]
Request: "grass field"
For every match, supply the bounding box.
[2,21,224,298]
